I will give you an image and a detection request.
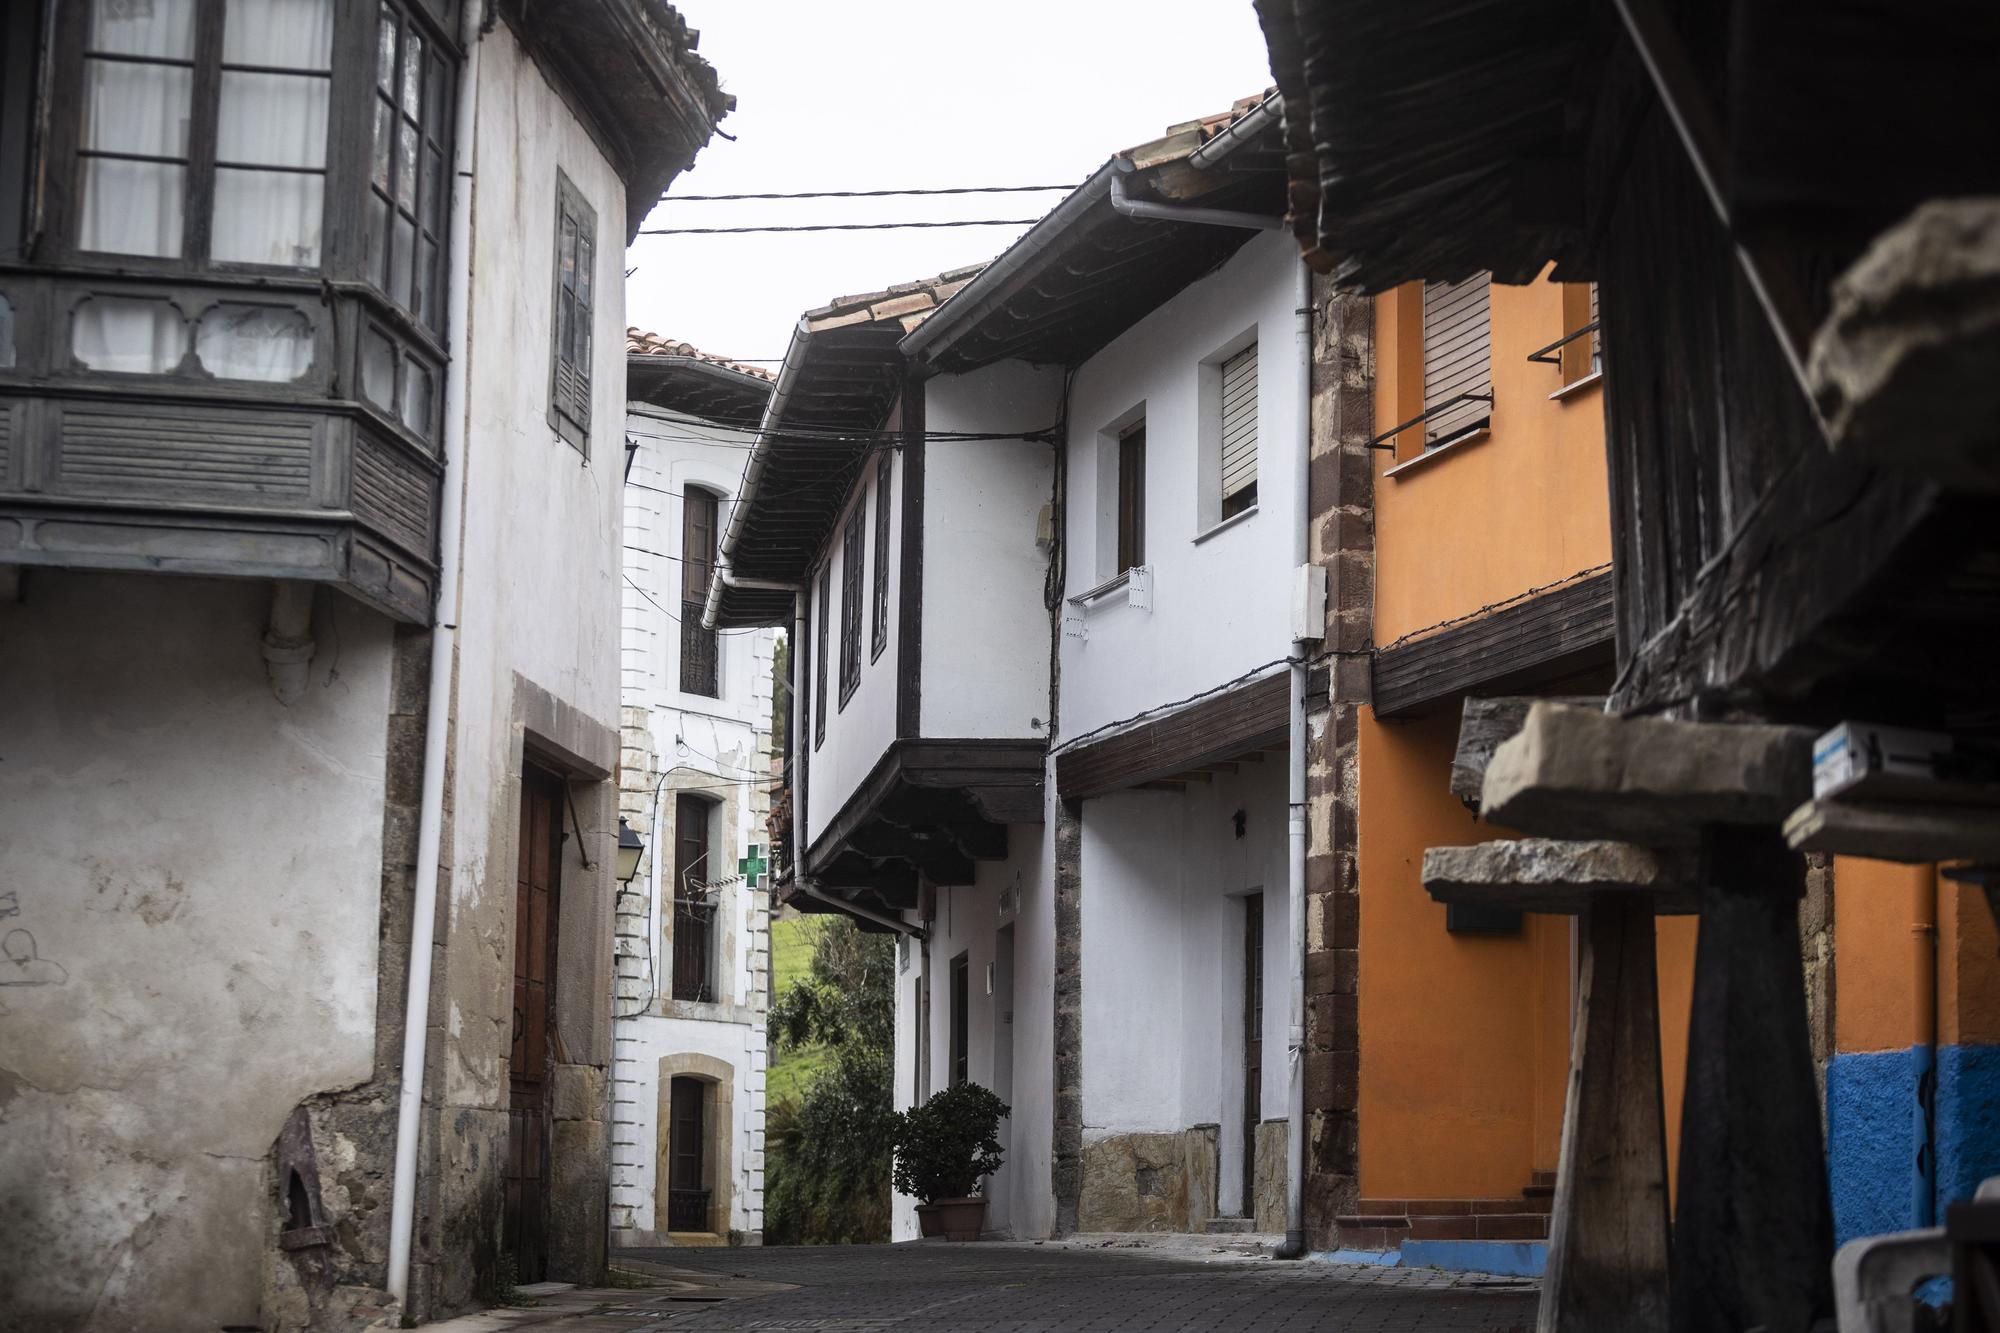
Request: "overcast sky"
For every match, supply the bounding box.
[624,1,1278,368]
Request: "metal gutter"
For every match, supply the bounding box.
[1188,91,1283,169]
[701,317,810,629]
[1109,158,1283,231]
[796,880,925,939]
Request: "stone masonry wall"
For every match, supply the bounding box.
[1303,279,1376,1248]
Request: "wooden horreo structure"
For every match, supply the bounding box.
[1257,0,2000,1328]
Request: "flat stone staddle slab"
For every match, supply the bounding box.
[1424,839,1700,914]
[1784,799,2000,864]
[1482,703,1813,845]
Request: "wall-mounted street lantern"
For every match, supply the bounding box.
[616,817,645,885]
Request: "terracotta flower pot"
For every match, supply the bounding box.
[915,1196,987,1242]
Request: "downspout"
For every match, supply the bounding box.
[790,589,808,874]
[1276,258,1312,1260]
[386,0,481,1305]
[1914,868,1939,1227]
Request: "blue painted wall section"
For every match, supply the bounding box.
[1829,1043,2000,1246]
[1936,1044,2000,1214]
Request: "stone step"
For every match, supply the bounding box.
[1356,1196,1553,1217]
[1204,1216,1256,1235]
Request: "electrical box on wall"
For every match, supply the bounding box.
[1290,564,1328,641]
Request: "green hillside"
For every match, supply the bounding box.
[767,914,830,1107]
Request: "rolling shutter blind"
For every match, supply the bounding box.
[1220,343,1258,516]
[1589,280,1602,369]
[1422,273,1491,445]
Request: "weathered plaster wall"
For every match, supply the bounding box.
[921,362,1060,740]
[409,22,627,1311]
[1058,233,1303,746]
[0,572,391,1330]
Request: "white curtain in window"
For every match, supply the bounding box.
[74,297,187,374]
[212,0,332,267]
[79,0,195,257]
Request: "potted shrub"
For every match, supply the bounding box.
[891,1082,1008,1241]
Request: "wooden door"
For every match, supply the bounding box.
[506,765,563,1282]
[666,1076,708,1232]
[1243,893,1265,1216]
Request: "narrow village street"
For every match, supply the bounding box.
[422,1245,1536,1333]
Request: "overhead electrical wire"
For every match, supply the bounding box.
[640,218,1041,235]
[659,183,1077,201]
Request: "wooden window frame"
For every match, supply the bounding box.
[546,169,596,455]
[838,498,865,707]
[679,486,720,698]
[813,568,829,750]
[670,792,715,1003]
[1116,421,1146,575]
[365,0,455,332]
[870,451,892,663]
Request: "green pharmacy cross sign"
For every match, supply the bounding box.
[739,845,767,889]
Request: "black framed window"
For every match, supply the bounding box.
[76,0,335,268]
[838,499,865,706]
[813,570,829,750]
[1117,422,1146,574]
[680,488,720,697]
[547,170,596,453]
[366,1,453,330]
[871,452,892,661]
[670,793,715,1003]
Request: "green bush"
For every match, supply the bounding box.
[890,1082,1009,1204]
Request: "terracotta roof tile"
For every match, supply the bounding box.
[1115,88,1279,170]
[800,264,990,335]
[625,329,774,380]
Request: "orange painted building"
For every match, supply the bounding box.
[1324,270,1699,1260]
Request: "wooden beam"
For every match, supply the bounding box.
[1482,703,1813,845]
[1541,898,1671,1332]
[1373,573,1615,719]
[1055,673,1288,800]
[1670,827,1835,1330]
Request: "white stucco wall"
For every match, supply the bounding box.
[890,806,1055,1243]
[1079,759,1289,1217]
[920,362,1061,740]
[435,19,630,1111]
[801,450,898,848]
[1058,232,1303,745]
[614,1009,766,1238]
[0,572,392,1328]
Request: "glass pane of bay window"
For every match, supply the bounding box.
[80,159,185,258]
[213,169,325,266]
[196,303,313,381]
[73,297,187,374]
[83,61,191,159]
[217,73,328,169]
[90,0,196,58]
[222,0,334,68]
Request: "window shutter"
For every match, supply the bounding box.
[1589,280,1602,369]
[1422,273,1491,445]
[1219,342,1258,515]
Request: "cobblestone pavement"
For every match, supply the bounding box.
[586,1241,1540,1332]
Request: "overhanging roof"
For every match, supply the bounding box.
[702,268,983,629]
[626,330,772,427]
[902,93,1290,375]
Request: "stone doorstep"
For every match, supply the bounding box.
[1337,1198,1553,1248]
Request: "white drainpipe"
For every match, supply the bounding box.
[386,0,482,1305]
[1277,257,1312,1260]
